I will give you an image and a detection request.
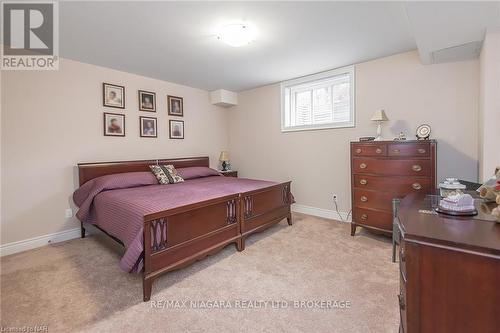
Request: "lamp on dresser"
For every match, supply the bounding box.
[350,140,436,236]
[370,109,389,141]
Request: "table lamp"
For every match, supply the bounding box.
[371,109,389,141]
[219,151,230,171]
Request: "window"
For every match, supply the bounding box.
[281,66,355,132]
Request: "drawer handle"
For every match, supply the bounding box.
[361,214,368,221]
[355,148,362,154]
[360,196,368,202]
[393,149,400,154]
[398,293,406,310]
[375,148,382,154]
[359,163,367,169]
[359,179,368,185]
[412,164,422,172]
[412,183,422,190]
[418,148,426,154]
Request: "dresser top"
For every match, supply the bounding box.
[399,192,500,256]
[351,139,437,144]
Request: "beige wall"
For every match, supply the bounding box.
[1,58,228,244]
[0,50,481,245]
[479,28,500,181]
[228,51,479,213]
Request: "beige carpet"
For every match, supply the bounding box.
[1,213,399,333]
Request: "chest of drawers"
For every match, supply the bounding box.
[395,193,500,333]
[350,140,436,235]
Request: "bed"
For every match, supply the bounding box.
[74,156,292,301]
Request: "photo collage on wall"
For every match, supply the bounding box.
[102,83,184,139]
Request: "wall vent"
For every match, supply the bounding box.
[431,41,483,63]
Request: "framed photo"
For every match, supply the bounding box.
[140,116,157,138]
[103,113,125,137]
[167,95,183,116]
[169,120,184,139]
[103,83,125,109]
[138,90,156,112]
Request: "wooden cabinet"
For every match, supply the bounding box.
[350,140,436,235]
[220,170,238,177]
[396,193,500,333]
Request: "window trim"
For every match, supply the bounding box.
[280,65,356,133]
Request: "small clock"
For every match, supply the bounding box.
[416,124,431,140]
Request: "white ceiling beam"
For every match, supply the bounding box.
[405,2,500,64]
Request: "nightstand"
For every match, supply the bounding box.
[220,170,238,177]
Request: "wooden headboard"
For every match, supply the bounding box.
[77,156,209,186]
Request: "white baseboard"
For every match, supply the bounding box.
[0,227,82,257]
[292,203,351,222]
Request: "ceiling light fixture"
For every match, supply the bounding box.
[217,23,256,47]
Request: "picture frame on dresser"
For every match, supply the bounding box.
[350,140,436,236]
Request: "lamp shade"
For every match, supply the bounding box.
[219,151,229,161]
[370,109,389,122]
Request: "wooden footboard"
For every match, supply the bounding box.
[142,194,242,301]
[141,182,292,301]
[239,182,292,249]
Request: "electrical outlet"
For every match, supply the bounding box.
[65,208,73,218]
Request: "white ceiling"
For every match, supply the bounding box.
[59,1,500,92]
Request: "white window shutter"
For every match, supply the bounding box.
[281,66,355,132]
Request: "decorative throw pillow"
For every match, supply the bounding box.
[177,167,222,180]
[149,165,184,185]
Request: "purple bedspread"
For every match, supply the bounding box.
[73,170,277,273]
